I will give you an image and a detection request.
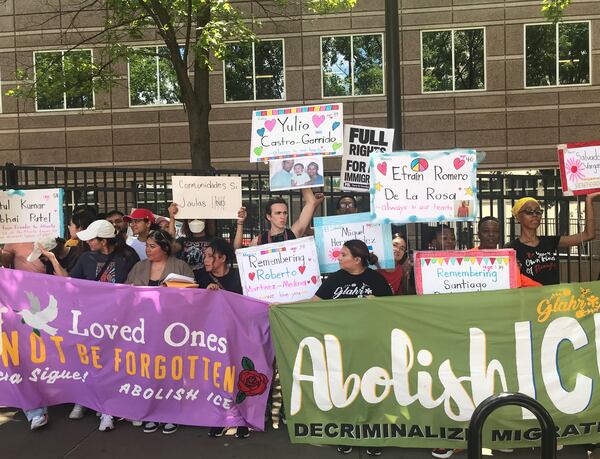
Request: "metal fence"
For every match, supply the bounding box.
[1,163,596,282]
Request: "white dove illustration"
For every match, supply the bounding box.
[17,292,59,336]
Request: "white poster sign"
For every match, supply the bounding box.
[341,124,394,192]
[171,176,242,219]
[370,150,478,223]
[0,188,63,243]
[558,141,600,196]
[250,104,343,162]
[236,237,321,303]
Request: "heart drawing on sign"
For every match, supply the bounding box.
[377,162,387,176]
[453,157,465,170]
[311,276,318,284]
[312,114,325,128]
[254,147,263,156]
[248,272,256,281]
[332,121,340,130]
[257,128,265,137]
[298,265,306,274]
[332,143,342,151]
[264,119,276,131]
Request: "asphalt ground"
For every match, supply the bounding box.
[0,405,593,459]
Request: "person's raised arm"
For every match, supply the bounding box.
[233,207,247,250]
[291,189,324,238]
[167,203,178,238]
[559,192,600,248]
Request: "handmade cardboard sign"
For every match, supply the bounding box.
[236,237,321,303]
[414,249,518,295]
[250,104,343,162]
[0,188,64,243]
[370,150,478,223]
[341,124,394,192]
[313,213,394,273]
[171,176,242,219]
[558,141,600,196]
[269,156,324,191]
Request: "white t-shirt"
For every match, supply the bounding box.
[126,237,147,261]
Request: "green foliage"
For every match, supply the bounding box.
[541,0,572,23]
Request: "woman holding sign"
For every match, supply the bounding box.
[507,193,600,285]
[311,240,391,456]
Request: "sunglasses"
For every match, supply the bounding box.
[520,209,544,216]
[148,230,170,242]
[339,202,355,209]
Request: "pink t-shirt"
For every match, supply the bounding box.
[2,242,45,273]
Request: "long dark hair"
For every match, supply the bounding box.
[147,230,174,256]
[343,239,378,267]
[208,237,235,267]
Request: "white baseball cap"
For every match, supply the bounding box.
[27,236,59,262]
[76,219,117,241]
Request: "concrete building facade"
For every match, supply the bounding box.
[0,0,598,171]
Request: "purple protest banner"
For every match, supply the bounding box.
[0,269,274,430]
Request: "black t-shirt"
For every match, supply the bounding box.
[70,249,140,284]
[507,236,561,285]
[195,268,243,294]
[176,236,211,271]
[316,268,393,299]
[257,229,296,246]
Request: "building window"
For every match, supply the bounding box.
[34,50,94,111]
[321,34,384,97]
[223,39,285,102]
[525,22,590,87]
[421,28,485,93]
[129,46,181,106]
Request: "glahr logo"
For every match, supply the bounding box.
[536,287,600,323]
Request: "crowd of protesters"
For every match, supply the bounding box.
[1,188,599,458]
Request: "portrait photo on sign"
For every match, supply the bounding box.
[269,156,324,191]
[454,199,474,218]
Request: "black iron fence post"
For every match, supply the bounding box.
[468,393,556,459]
[5,162,18,189]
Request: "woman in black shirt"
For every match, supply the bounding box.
[314,239,392,300]
[506,194,600,285]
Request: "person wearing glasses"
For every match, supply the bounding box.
[335,194,358,215]
[378,233,415,295]
[506,194,600,286]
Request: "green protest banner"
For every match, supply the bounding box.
[269,281,600,449]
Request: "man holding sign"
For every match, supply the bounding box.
[234,189,324,248]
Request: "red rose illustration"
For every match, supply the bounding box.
[238,369,269,396]
[236,356,270,404]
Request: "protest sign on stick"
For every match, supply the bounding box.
[313,213,394,272]
[558,141,600,196]
[370,149,478,223]
[250,104,343,162]
[236,237,321,303]
[414,249,518,295]
[171,176,242,219]
[341,124,394,192]
[0,188,63,243]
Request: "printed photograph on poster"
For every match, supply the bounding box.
[269,156,324,191]
[558,141,600,196]
[0,188,64,244]
[236,237,322,303]
[414,249,518,295]
[369,149,479,224]
[313,212,394,273]
[250,104,343,162]
[341,124,394,192]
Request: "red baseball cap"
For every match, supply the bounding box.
[124,208,155,224]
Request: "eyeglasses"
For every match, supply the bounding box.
[339,202,355,209]
[520,209,544,216]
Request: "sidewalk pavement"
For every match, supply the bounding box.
[0,405,592,459]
